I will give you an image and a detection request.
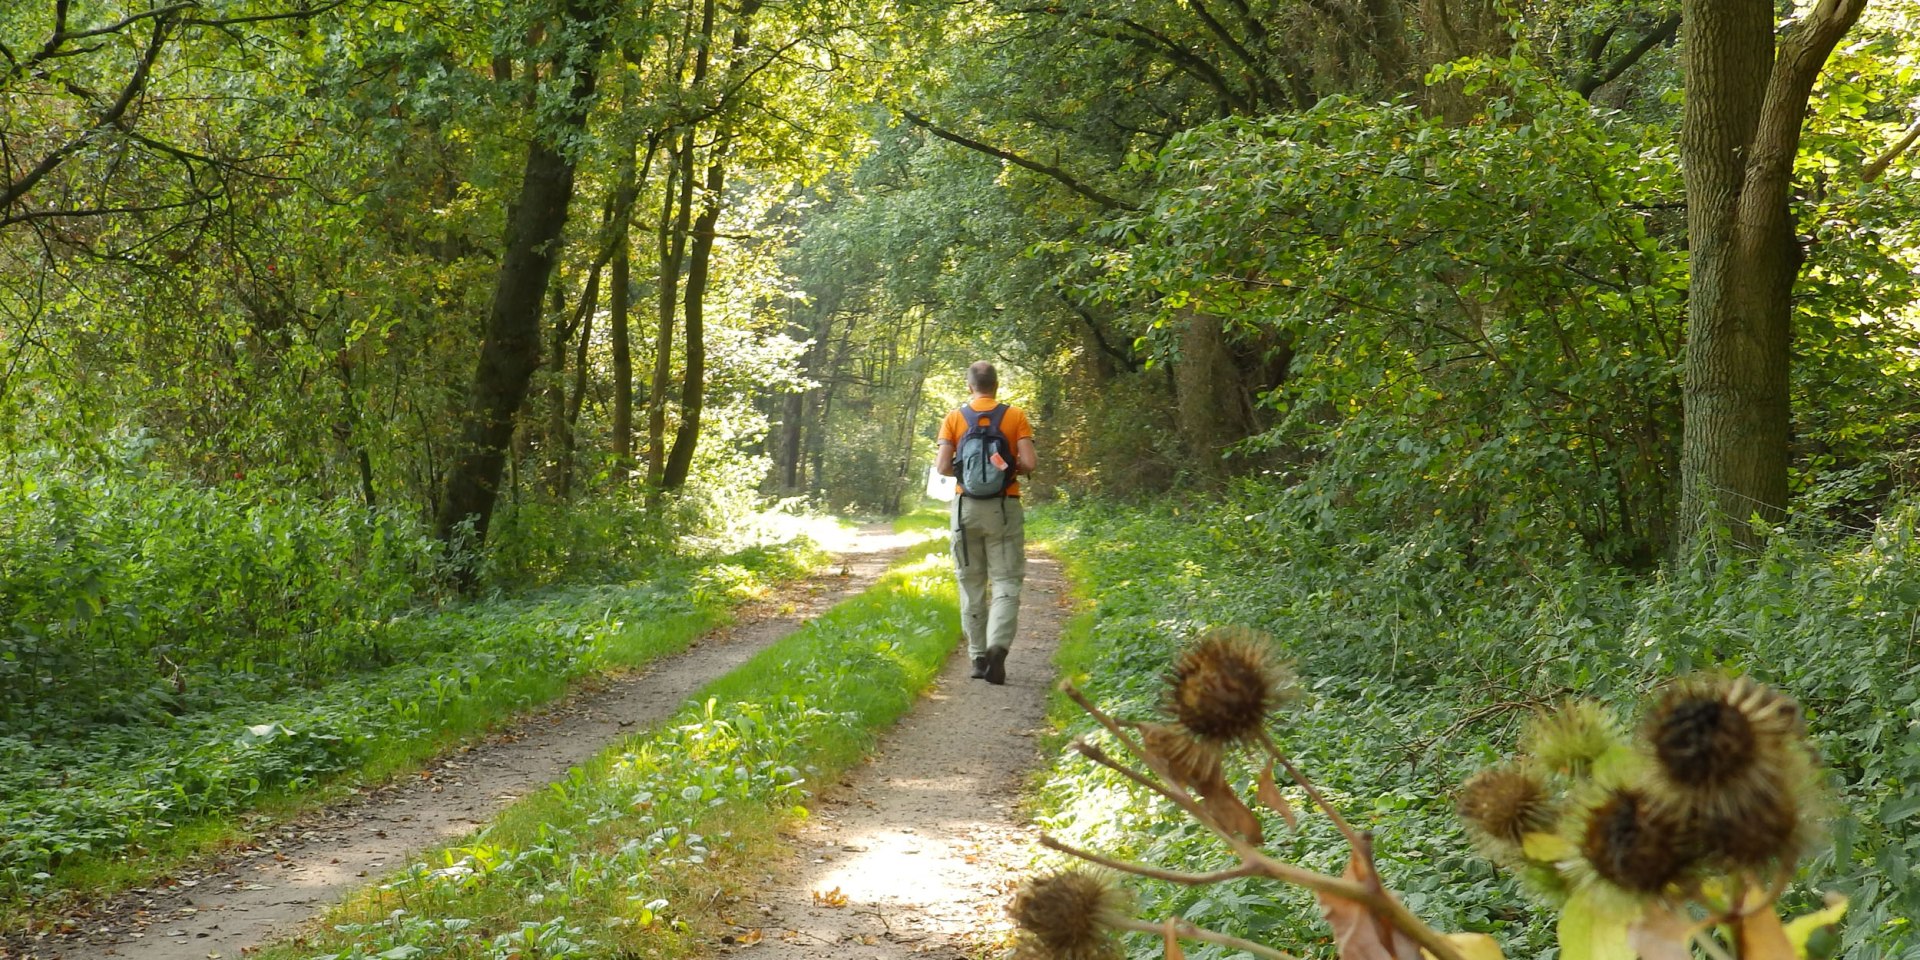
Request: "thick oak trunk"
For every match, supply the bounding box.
[1676,0,1865,546]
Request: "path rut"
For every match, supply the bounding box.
[11,526,922,960]
[708,551,1067,960]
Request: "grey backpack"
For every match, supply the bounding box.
[955,404,1013,498]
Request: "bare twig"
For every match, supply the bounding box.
[1257,730,1361,845]
[1110,915,1300,960]
[1039,835,1261,885]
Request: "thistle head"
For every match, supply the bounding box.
[1642,675,1815,869]
[1165,626,1294,747]
[1524,699,1626,778]
[1008,869,1129,960]
[1137,722,1226,796]
[1577,787,1694,895]
[1458,765,1557,849]
[1644,676,1800,793]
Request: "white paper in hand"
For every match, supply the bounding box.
[925,463,956,502]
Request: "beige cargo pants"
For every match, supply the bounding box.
[950,494,1025,658]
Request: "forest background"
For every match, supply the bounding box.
[5,0,1920,956]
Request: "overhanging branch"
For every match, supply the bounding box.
[1575,14,1680,99]
[896,109,1139,212]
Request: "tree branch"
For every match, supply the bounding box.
[1864,114,1920,182]
[1740,0,1868,218]
[896,109,1139,211]
[1576,14,1680,99]
[0,14,171,217]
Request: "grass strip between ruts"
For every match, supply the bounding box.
[2,539,827,930]
[258,537,959,960]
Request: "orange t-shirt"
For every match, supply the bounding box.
[940,398,1034,497]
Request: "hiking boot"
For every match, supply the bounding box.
[984,646,1008,685]
[971,656,989,679]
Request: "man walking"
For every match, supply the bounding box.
[936,361,1037,685]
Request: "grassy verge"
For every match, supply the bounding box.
[1,539,827,924]
[892,500,949,535]
[1025,500,1920,960]
[253,539,960,960]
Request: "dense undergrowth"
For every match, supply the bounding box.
[0,462,832,905]
[248,538,957,960]
[1031,492,1920,960]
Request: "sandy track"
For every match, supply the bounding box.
[708,552,1067,960]
[10,526,922,960]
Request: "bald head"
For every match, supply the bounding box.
[967,361,998,396]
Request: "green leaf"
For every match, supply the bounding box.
[1784,895,1848,959]
[1557,887,1638,960]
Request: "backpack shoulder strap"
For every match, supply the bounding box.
[984,403,1009,432]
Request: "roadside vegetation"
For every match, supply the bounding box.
[1031,498,1920,960]
[0,458,830,915]
[247,539,956,960]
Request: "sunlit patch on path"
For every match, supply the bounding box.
[712,554,1067,959]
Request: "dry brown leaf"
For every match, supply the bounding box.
[1163,916,1187,960]
[1138,721,1262,844]
[1257,761,1301,832]
[1736,901,1796,960]
[1200,788,1265,845]
[1625,905,1694,960]
[811,887,849,908]
[1316,847,1422,960]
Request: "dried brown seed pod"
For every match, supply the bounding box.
[1008,869,1128,960]
[1578,788,1695,894]
[1137,721,1226,796]
[1458,765,1557,848]
[1165,626,1294,747]
[1645,676,1800,792]
[1643,675,1815,868]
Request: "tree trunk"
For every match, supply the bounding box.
[1173,310,1261,477]
[434,5,607,558]
[1675,0,1866,547]
[661,152,726,491]
[610,136,659,471]
[646,139,695,490]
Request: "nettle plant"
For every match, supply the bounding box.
[1014,628,1846,960]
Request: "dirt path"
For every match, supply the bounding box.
[13,525,923,960]
[710,552,1068,960]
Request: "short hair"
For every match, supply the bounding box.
[967,361,998,394]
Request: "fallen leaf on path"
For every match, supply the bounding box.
[813,887,849,908]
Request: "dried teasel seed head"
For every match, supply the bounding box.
[1642,675,1817,869]
[1524,699,1625,777]
[1644,676,1800,793]
[1458,765,1557,848]
[1165,626,1294,747]
[1578,788,1695,895]
[1688,774,1806,870]
[1137,722,1226,796]
[1008,869,1128,960]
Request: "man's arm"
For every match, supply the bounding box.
[1017,437,1037,476]
[936,439,956,477]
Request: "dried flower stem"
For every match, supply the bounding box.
[1060,682,1471,960]
[1039,835,1261,885]
[1258,729,1361,846]
[1108,915,1300,960]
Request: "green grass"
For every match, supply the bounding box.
[1,539,826,926]
[1026,499,1920,960]
[254,539,960,960]
[892,501,950,534]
